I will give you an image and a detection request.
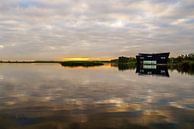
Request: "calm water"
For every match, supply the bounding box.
[0,64,194,129]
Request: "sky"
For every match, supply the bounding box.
[0,0,194,60]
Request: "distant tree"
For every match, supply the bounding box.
[175,53,194,61]
[118,56,130,63]
[188,53,194,60]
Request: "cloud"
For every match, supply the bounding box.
[0,45,4,49]
[0,0,194,59]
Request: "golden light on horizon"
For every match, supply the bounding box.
[63,58,90,61]
[63,57,112,61]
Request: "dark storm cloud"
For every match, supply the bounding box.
[0,0,194,59]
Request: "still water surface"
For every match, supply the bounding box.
[0,64,194,129]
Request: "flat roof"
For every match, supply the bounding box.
[137,52,170,56]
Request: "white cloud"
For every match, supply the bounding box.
[0,0,194,59]
[110,20,126,28]
[0,45,4,49]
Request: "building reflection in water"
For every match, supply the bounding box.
[136,64,169,77]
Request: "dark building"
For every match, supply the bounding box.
[136,52,170,65]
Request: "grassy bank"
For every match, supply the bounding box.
[61,61,104,67]
[0,61,62,63]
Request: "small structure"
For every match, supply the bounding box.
[136,52,170,65]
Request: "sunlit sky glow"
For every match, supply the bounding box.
[0,0,194,60]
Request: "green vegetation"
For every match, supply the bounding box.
[110,56,136,70]
[168,53,194,75]
[61,61,104,67]
[111,56,136,64]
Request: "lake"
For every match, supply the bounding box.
[0,64,194,129]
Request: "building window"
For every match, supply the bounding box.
[143,60,157,65]
[161,57,166,59]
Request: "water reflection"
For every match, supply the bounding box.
[136,65,169,77]
[0,64,194,129]
[111,62,194,76]
[111,63,135,71]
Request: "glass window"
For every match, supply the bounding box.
[143,60,157,65]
